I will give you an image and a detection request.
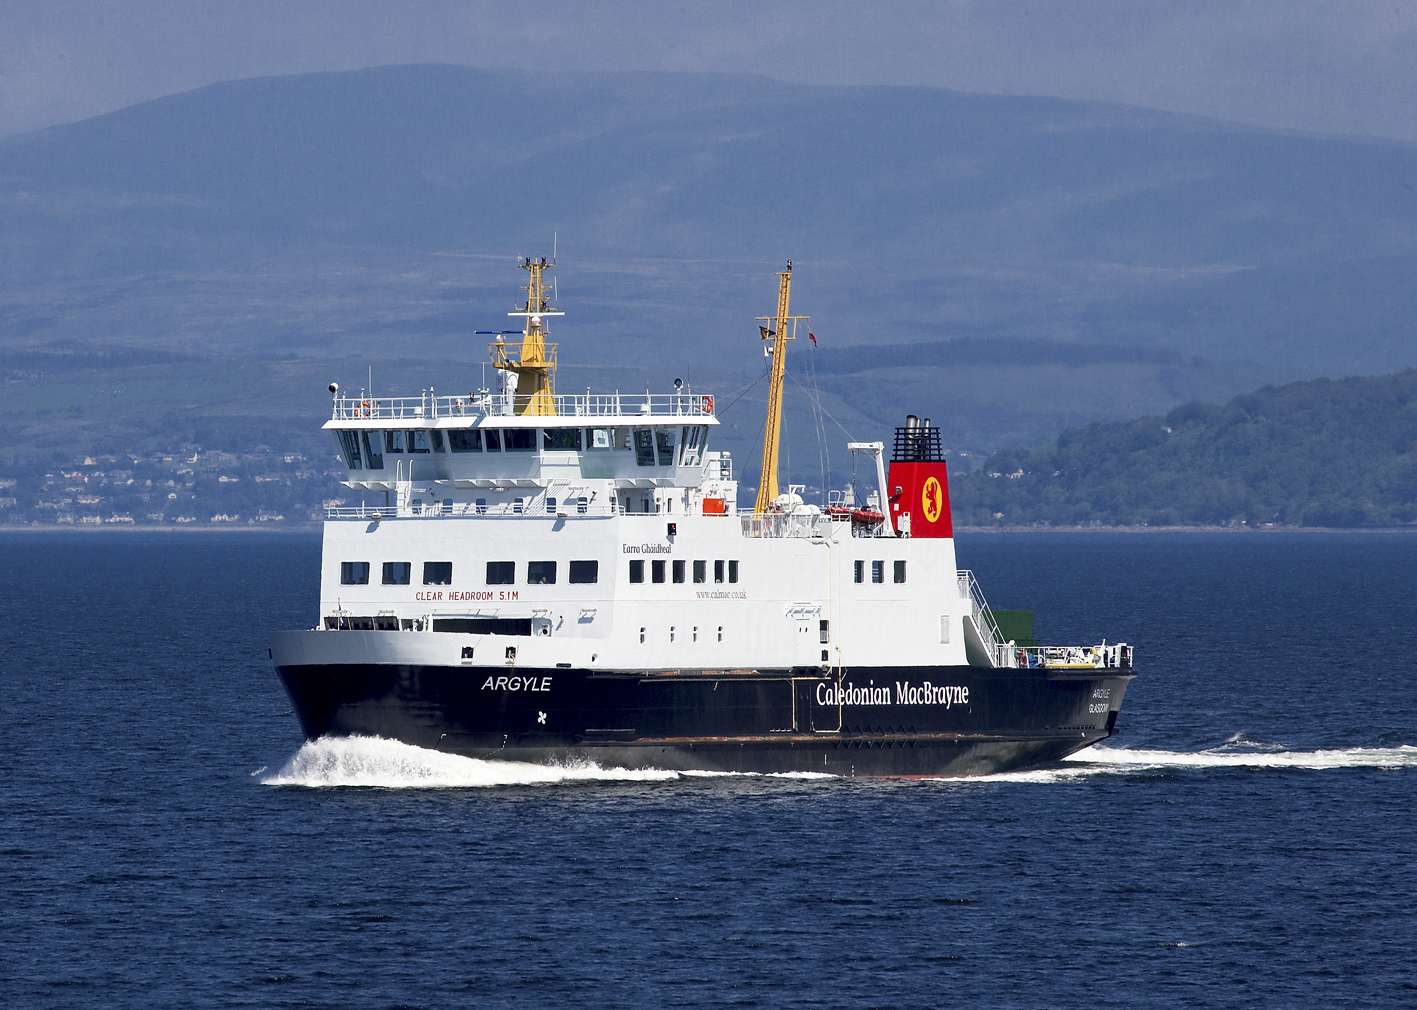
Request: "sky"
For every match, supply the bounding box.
[2,1,1416,143]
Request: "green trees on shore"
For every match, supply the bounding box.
[950,370,1417,528]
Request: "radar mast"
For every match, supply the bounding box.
[492,255,563,416]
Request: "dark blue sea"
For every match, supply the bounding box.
[3,531,1415,1009]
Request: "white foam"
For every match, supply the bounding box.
[1065,742,1417,771]
[260,735,681,789]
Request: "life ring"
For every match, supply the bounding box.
[360,400,371,418]
[702,394,714,414]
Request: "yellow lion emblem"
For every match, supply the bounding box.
[921,476,943,524]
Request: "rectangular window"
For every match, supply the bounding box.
[482,429,501,452]
[449,430,482,452]
[714,560,725,584]
[940,616,951,644]
[384,430,406,453]
[588,427,613,450]
[672,559,685,584]
[576,497,589,514]
[633,428,657,466]
[423,561,452,585]
[430,430,446,452]
[655,426,677,466]
[409,430,431,453]
[693,560,706,584]
[486,561,515,585]
[569,560,598,584]
[362,431,384,470]
[820,619,830,644]
[854,560,865,584]
[651,559,666,584]
[382,561,411,585]
[629,559,645,584]
[679,425,706,467]
[527,561,557,585]
[872,560,884,584]
[503,429,535,452]
[337,431,362,470]
[475,498,487,515]
[513,497,524,515]
[894,560,907,584]
[340,561,370,585]
[546,497,557,514]
[543,428,582,451]
[728,560,739,584]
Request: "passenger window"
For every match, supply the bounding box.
[872,560,884,584]
[340,561,370,585]
[894,560,907,584]
[513,497,524,515]
[576,497,589,515]
[714,560,725,584]
[449,430,482,452]
[384,430,406,453]
[527,561,557,585]
[486,562,515,585]
[672,560,685,584]
[430,430,446,452]
[728,560,739,584]
[854,560,865,584]
[655,427,677,465]
[651,560,666,584]
[483,430,502,452]
[423,562,452,585]
[629,560,645,584]
[633,428,656,466]
[569,560,598,584]
[336,431,362,469]
[546,497,557,514]
[475,498,487,515]
[409,430,431,453]
[504,429,535,452]
[693,560,706,584]
[589,427,613,450]
[382,562,411,585]
[543,428,582,451]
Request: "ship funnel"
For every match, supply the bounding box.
[906,414,919,428]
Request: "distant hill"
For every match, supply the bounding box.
[950,370,1417,527]
[2,64,1416,458]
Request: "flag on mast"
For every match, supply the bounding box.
[808,332,818,348]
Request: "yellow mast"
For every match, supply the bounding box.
[754,261,808,513]
[491,256,561,416]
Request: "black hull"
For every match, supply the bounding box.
[274,661,1135,778]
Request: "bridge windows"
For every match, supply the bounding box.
[423,562,453,585]
[483,430,502,452]
[503,429,536,453]
[449,430,481,452]
[336,431,362,469]
[588,426,614,449]
[527,561,557,585]
[543,428,582,451]
[408,431,432,453]
[486,561,515,585]
[655,427,677,464]
[633,428,656,466]
[679,425,707,466]
[340,561,369,585]
[382,562,411,585]
[430,430,445,452]
[383,430,405,453]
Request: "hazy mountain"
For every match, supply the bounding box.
[2,64,1415,463]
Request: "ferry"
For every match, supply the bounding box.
[269,258,1135,777]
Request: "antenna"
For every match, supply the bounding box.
[554,275,558,307]
[553,232,557,265]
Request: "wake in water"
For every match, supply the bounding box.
[260,735,683,789]
[259,734,1417,789]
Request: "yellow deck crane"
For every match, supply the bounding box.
[754,261,809,513]
[490,255,562,416]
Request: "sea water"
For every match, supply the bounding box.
[1,531,1414,1008]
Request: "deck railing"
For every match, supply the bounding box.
[740,512,836,539]
[331,391,714,422]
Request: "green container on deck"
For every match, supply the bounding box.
[990,610,1039,647]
